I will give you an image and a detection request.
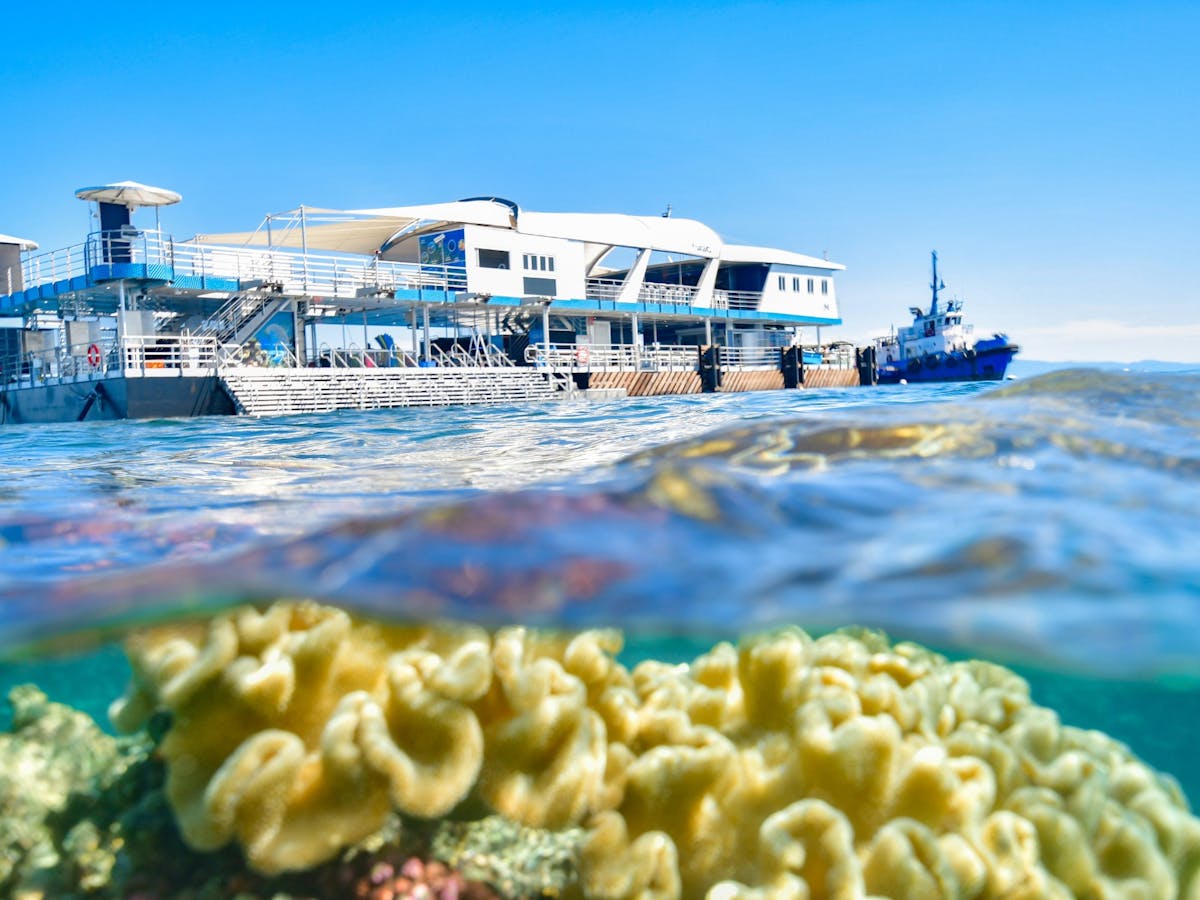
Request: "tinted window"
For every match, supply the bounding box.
[478,249,510,269]
[523,276,557,296]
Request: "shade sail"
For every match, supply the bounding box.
[75,181,182,208]
[194,217,420,255]
[193,201,517,255]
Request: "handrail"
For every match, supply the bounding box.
[1,332,228,389]
[585,279,704,307]
[719,346,782,367]
[525,342,700,372]
[7,229,470,302]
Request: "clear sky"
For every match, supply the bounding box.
[1,1,1196,361]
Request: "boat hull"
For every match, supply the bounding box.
[877,339,1018,385]
[0,373,237,424]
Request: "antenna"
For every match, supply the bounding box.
[662,203,672,218]
[929,250,942,316]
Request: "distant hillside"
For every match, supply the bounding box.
[1010,359,1200,378]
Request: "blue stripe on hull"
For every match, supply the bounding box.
[877,346,1017,385]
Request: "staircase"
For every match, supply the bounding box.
[196,292,292,345]
[219,367,565,416]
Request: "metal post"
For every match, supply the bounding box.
[542,303,551,370]
[363,310,370,361]
[705,317,712,345]
[299,205,310,291]
[632,312,640,369]
[411,306,419,359]
[423,304,431,364]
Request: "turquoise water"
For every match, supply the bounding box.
[2,369,1198,805]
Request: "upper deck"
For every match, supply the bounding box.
[2,194,844,334]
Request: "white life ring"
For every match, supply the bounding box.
[575,346,590,365]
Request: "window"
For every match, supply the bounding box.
[807,278,814,293]
[778,275,786,290]
[477,249,510,269]
[524,253,556,272]
[792,277,801,291]
[523,276,557,296]
[821,280,828,295]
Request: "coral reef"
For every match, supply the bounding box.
[112,602,1200,898]
[0,684,120,894]
[432,814,583,898]
[0,686,548,899]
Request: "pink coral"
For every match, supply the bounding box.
[348,856,499,900]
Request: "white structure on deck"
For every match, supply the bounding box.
[197,198,844,323]
[1,188,851,423]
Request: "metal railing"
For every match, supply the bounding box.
[583,280,765,311]
[1,333,227,389]
[712,289,762,310]
[585,279,702,306]
[719,346,783,367]
[525,342,700,371]
[9,229,469,301]
[310,339,515,370]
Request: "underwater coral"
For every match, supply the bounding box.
[104,600,1200,899]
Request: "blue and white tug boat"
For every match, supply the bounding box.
[873,251,1018,384]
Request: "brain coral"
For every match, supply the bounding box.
[112,602,1200,898]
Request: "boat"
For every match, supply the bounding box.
[872,251,1018,384]
[0,183,858,423]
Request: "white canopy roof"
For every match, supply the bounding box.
[0,233,38,251]
[518,211,721,257]
[192,198,840,268]
[721,243,844,271]
[75,180,182,209]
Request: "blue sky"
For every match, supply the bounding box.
[1,1,1196,360]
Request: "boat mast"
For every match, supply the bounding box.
[930,250,941,316]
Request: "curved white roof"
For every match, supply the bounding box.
[517,212,721,257]
[192,198,841,269]
[721,243,844,271]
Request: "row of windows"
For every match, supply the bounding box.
[777,275,829,295]
[476,249,558,272]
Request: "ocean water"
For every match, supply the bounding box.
[1,368,1199,892]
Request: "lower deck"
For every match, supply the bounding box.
[0,333,862,423]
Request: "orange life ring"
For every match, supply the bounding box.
[86,343,102,368]
[575,346,590,365]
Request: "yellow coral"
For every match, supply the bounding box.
[113,603,1200,898]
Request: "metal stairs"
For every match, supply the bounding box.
[218,367,565,416]
[195,292,292,346]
